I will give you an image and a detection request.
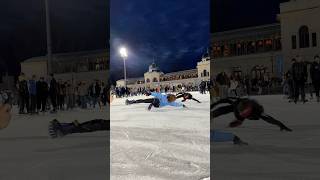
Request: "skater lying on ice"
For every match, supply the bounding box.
[176,92,201,103]
[126,91,186,110]
[211,130,248,145]
[211,97,292,132]
[49,119,109,138]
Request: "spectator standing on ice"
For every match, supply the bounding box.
[291,57,308,103]
[216,72,229,99]
[28,75,37,114]
[37,77,48,112]
[18,73,29,114]
[310,55,320,102]
[228,76,238,97]
[49,74,58,113]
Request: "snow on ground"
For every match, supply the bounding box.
[111,92,210,180]
[0,106,109,180]
[213,95,320,180]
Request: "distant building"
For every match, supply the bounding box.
[20,49,109,83]
[116,52,210,89]
[211,0,320,78]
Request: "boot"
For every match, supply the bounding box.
[233,136,248,146]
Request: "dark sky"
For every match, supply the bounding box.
[211,0,289,33]
[0,0,108,76]
[110,0,210,81]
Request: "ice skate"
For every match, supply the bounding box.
[48,119,66,138]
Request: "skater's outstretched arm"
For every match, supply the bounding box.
[192,98,201,103]
[260,113,292,131]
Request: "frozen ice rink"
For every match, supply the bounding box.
[111,92,210,180]
[0,106,109,180]
[213,95,320,180]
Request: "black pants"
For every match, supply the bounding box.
[294,80,305,101]
[134,98,160,107]
[19,94,29,113]
[37,95,47,111]
[30,95,37,113]
[313,82,320,97]
[59,95,65,109]
[76,119,110,133]
[50,93,57,110]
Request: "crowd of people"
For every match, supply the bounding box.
[16,73,109,115]
[213,55,320,104]
[112,80,210,98]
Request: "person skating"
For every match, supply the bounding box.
[176,92,201,103]
[49,119,109,138]
[211,97,292,131]
[126,91,186,111]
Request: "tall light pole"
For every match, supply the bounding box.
[45,0,53,76]
[119,47,128,88]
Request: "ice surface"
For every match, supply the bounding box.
[0,106,109,180]
[111,92,210,180]
[213,95,320,180]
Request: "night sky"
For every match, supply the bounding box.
[211,0,289,33]
[0,0,108,76]
[110,0,210,82]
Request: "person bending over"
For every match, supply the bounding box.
[211,97,292,131]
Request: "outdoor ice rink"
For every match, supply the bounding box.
[0,106,109,180]
[213,95,320,180]
[111,92,210,180]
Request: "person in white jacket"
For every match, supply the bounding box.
[228,77,238,97]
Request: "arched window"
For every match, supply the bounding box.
[146,78,150,83]
[203,70,207,77]
[299,26,310,48]
[153,78,158,82]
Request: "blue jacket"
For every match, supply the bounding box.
[151,92,183,107]
[29,80,37,95]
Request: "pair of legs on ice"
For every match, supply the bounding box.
[126,98,161,110]
[49,119,109,138]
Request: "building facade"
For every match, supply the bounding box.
[211,0,320,78]
[20,49,109,83]
[116,53,210,89]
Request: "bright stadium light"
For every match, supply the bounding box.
[119,46,128,88]
[119,47,128,58]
